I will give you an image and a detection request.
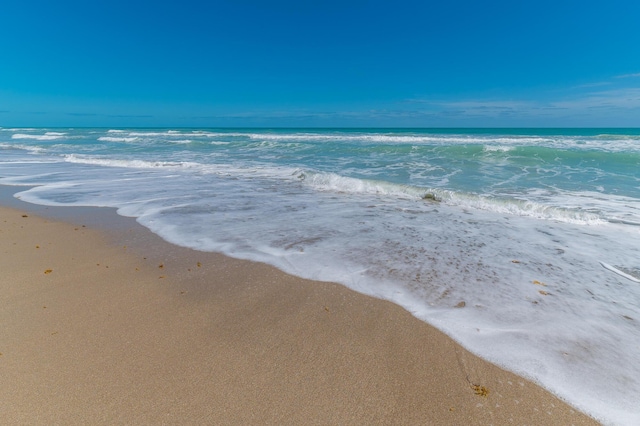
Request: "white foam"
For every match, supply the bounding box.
[298,171,607,225]
[61,154,299,181]
[483,144,515,152]
[85,130,640,152]
[298,171,425,199]
[64,154,189,170]
[600,262,640,283]
[0,143,47,153]
[11,133,65,141]
[443,192,606,224]
[218,131,640,152]
[3,128,640,425]
[103,130,228,139]
[97,136,140,142]
[127,131,201,137]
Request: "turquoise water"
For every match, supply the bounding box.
[1,127,639,424]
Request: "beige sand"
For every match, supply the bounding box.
[0,205,600,425]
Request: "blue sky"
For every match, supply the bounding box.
[1,0,639,127]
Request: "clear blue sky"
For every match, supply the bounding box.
[1,0,639,127]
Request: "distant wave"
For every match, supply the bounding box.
[240,132,550,145]
[105,130,226,139]
[64,154,190,170]
[97,136,140,142]
[98,135,200,145]
[11,133,66,141]
[595,133,640,140]
[0,142,47,153]
[80,129,640,153]
[61,154,298,179]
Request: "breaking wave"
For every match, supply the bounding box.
[296,170,606,225]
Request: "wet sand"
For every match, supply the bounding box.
[0,198,600,424]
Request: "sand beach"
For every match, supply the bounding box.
[0,190,600,425]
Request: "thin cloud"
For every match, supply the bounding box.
[421,100,538,119]
[573,81,612,89]
[397,85,640,126]
[193,86,640,127]
[555,88,640,110]
[615,72,640,78]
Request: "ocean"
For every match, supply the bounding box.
[1,127,639,424]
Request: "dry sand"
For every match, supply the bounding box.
[0,203,600,425]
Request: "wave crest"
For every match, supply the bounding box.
[296,170,605,225]
[12,133,65,141]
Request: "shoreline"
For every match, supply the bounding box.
[0,187,600,424]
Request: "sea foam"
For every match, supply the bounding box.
[1,128,639,425]
[12,133,65,141]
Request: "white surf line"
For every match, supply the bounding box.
[600,261,640,283]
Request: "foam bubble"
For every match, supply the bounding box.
[127,131,197,137]
[483,145,514,152]
[12,133,65,141]
[1,143,47,153]
[3,128,640,425]
[63,154,188,169]
[97,136,140,142]
[298,171,607,225]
